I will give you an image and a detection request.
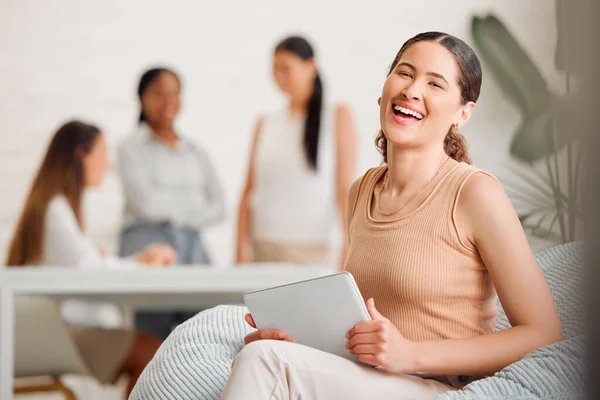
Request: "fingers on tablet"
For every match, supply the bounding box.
[244,331,260,344]
[245,313,256,328]
[245,329,295,344]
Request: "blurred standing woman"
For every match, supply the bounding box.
[118,67,225,339]
[236,36,357,268]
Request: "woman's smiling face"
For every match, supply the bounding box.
[379,40,475,150]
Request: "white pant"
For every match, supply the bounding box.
[221,340,455,400]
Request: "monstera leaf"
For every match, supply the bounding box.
[510,92,583,162]
[471,12,584,245]
[510,105,555,162]
[472,15,583,162]
[471,15,550,117]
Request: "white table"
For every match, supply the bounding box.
[0,265,331,399]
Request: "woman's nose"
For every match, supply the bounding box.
[401,82,422,101]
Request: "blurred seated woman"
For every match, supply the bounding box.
[5,120,175,398]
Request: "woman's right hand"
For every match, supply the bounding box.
[243,313,296,344]
[136,244,177,266]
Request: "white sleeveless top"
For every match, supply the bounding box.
[251,104,337,245]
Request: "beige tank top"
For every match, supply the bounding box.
[344,163,497,341]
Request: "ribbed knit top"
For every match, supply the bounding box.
[344,163,497,341]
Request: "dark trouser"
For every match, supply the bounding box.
[133,310,198,341]
[119,222,210,340]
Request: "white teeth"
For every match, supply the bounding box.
[393,105,424,120]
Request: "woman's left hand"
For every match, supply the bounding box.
[345,298,417,374]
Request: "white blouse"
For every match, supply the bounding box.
[118,123,225,230]
[43,196,136,326]
[42,196,136,269]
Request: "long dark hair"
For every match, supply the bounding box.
[375,31,482,164]
[6,120,101,266]
[137,67,181,123]
[275,36,323,170]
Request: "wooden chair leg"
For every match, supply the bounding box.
[14,378,77,400]
[55,380,77,400]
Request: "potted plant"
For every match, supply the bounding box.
[471,13,583,245]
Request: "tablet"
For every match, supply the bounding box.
[244,272,371,361]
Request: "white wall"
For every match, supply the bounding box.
[0,0,560,264]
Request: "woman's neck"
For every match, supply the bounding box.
[288,101,308,120]
[148,123,178,148]
[288,89,312,119]
[385,145,450,195]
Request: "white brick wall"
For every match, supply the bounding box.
[0,0,560,265]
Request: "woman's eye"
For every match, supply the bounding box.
[399,72,412,78]
[430,82,443,89]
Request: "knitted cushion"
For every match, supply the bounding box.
[131,242,586,400]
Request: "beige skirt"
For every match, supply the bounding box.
[68,326,135,384]
[253,240,330,265]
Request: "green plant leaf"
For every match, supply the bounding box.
[504,163,554,199]
[521,209,562,241]
[510,94,583,162]
[515,162,583,220]
[518,212,533,225]
[471,15,550,116]
[510,106,555,161]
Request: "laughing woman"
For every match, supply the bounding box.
[222,32,562,399]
